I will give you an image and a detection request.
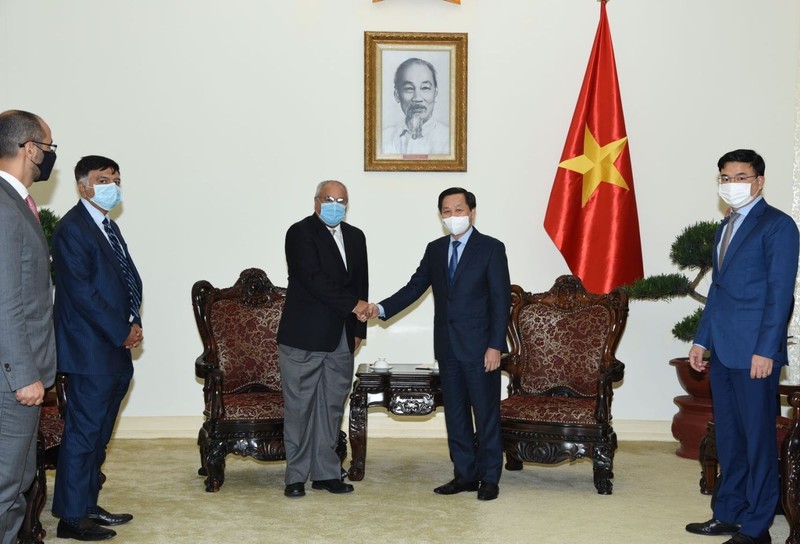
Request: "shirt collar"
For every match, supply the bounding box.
[80,198,108,227]
[0,169,29,199]
[451,225,474,246]
[732,194,763,220]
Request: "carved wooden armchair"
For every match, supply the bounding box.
[192,268,346,493]
[500,275,629,495]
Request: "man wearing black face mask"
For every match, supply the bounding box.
[0,110,57,544]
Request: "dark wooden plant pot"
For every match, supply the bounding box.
[669,357,713,459]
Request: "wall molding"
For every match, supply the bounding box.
[113,414,674,442]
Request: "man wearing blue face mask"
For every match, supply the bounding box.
[51,155,143,541]
[277,180,369,498]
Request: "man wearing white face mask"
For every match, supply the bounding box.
[369,187,510,501]
[51,156,142,541]
[685,150,799,544]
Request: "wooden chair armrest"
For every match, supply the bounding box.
[500,353,522,396]
[195,353,217,379]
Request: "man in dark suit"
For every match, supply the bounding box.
[686,150,799,544]
[0,110,58,544]
[277,180,369,498]
[51,156,143,541]
[370,187,511,501]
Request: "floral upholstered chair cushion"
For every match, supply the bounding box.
[211,298,283,394]
[501,302,611,425]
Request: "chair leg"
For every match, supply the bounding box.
[202,440,227,492]
[336,430,348,462]
[592,445,614,495]
[197,428,208,476]
[18,432,46,544]
[504,449,523,471]
[699,431,718,495]
[782,429,800,543]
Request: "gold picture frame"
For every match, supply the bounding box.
[364,31,467,172]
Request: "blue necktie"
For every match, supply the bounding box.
[103,218,141,321]
[448,240,461,285]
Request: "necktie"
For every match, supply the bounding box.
[329,227,347,269]
[718,212,740,267]
[448,240,461,285]
[25,194,40,223]
[103,218,141,321]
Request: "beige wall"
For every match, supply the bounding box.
[2,0,799,439]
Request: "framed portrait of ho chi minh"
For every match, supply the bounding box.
[364,31,467,172]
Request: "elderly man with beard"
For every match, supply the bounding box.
[382,57,450,156]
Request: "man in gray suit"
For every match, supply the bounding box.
[0,110,58,544]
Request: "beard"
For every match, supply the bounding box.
[405,105,429,139]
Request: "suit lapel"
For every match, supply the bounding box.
[450,228,480,287]
[312,215,347,274]
[76,202,127,281]
[719,200,765,275]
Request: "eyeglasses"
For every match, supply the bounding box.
[19,141,58,153]
[316,196,347,205]
[717,174,758,184]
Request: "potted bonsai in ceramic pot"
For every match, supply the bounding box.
[623,220,719,459]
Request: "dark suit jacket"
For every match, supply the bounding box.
[695,198,799,369]
[0,175,56,391]
[380,228,510,362]
[52,201,143,375]
[277,214,368,353]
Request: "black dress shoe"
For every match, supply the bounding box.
[722,532,772,544]
[433,478,480,495]
[87,506,133,526]
[284,482,306,498]
[685,518,740,536]
[56,518,116,541]
[477,481,499,501]
[311,479,354,494]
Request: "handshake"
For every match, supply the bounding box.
[352,300,380,322]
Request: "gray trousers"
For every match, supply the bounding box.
[279,329,353,485]
[0,392,39,544]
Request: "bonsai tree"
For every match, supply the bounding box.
[622,220,719,342]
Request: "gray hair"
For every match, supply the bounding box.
[315,180,348,199]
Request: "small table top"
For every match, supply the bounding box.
[353,363,441,389]
[356,363,437,375]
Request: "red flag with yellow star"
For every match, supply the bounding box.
[543,1,643,294]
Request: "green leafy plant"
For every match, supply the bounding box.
[38,207,61,281]
[622,220,719,342]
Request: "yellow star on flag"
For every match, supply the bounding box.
[559,126,629,207]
